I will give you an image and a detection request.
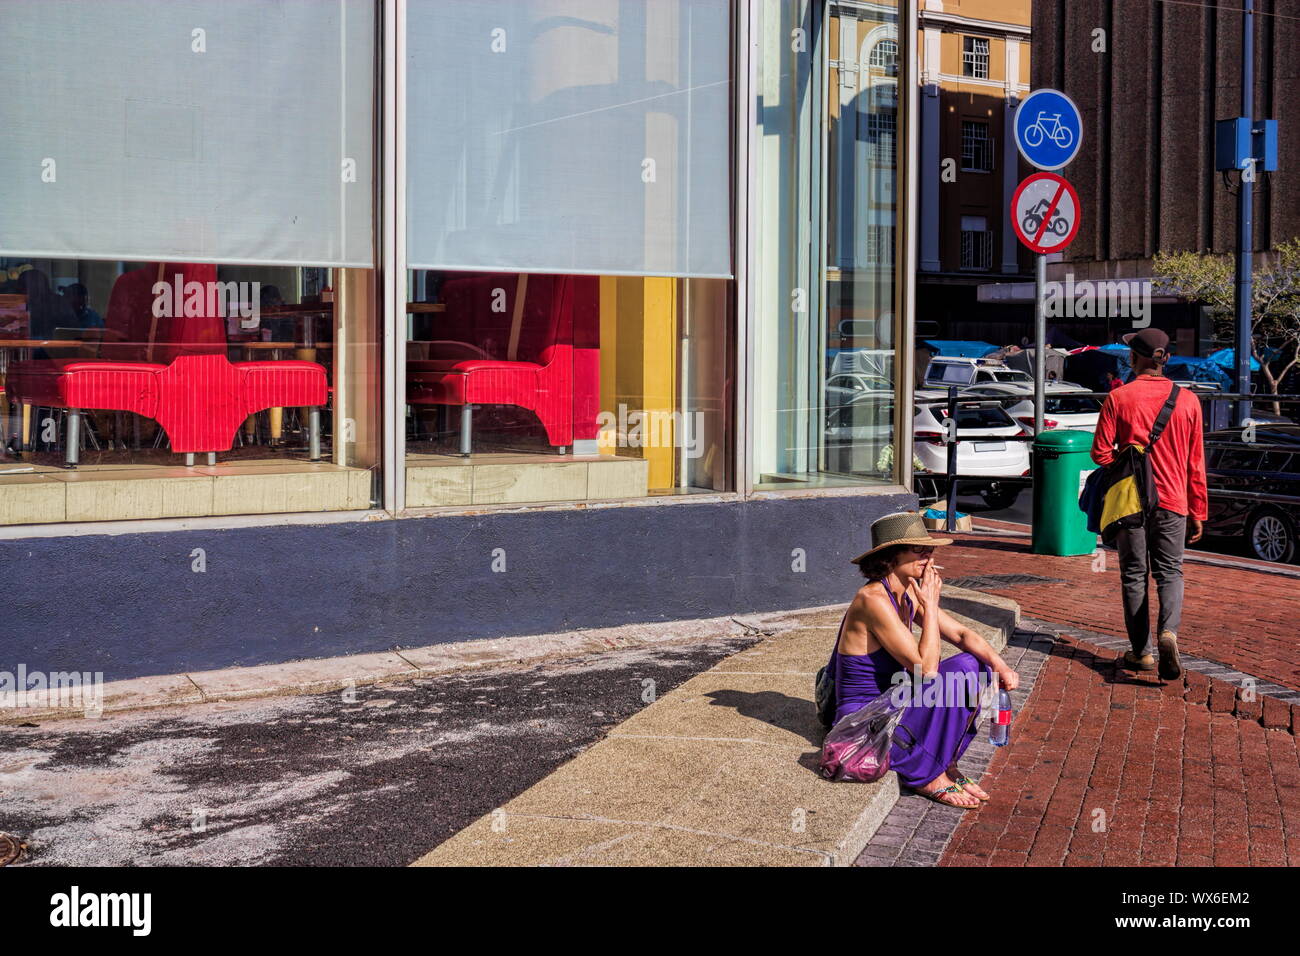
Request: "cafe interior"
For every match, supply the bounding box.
[0,0,734,526]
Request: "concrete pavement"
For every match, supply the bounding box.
[411,586,1018,866]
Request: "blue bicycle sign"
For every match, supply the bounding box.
[1014,89,1082,170]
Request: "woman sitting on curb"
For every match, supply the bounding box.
[832,512,1020,808]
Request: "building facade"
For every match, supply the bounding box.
[0,0,922,681]
[916,0,1033,344]
[1022,0,1300,357]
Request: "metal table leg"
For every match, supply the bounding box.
[459,405,472,457]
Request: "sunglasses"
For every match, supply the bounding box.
[906,546,936,556]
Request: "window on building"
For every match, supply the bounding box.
[962,36,989,79]
[868,38,898,75]
[0,1,382,527]
[961,120,993,171]
[865,226,896,264]
[403,0,735,505]
[754,1,902,491]
[866,112,897,165]
[960,216,993,270]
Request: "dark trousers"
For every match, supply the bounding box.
[1113,508,1187,657]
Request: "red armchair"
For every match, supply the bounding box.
[6,263,329,467]
[407,273,600,454]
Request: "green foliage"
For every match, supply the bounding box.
[1153,238,1300,398]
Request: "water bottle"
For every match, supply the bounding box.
[989,689,1012,746]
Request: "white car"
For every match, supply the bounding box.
[911,393,1030,509]
[961,382,1102,434]
[826,372,891,410]
[924,357,1033,389]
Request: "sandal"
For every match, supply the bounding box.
[952,775,991,801]
[915,783,979,808]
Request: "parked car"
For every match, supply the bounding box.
[962,382,1102,434]
[910,393,1029,509]
[826,372,891,410]
[1204,424,1300,563]
[923,357,1033,389]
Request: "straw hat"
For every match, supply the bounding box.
[850,511,953,564]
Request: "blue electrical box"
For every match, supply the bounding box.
[1255,119,1279,171]
[1215,117,1252,171]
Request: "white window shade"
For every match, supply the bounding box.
[407,0,732,278]
[0,0,375,267]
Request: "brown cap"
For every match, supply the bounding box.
[1121,328,1170,358]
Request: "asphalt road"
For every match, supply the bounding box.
[0,632,760,867]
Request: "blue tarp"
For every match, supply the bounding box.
[920,340,1000,358]
[1069,344,1267,391]
[1206,348,1262,372]
[1164,355,1232,389]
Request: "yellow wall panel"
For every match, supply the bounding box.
[597,276,678,490]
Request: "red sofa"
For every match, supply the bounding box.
[6,263,329,466]
[406,273,600,453]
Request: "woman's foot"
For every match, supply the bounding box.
[947,766,990,801]
[914,773,980,808]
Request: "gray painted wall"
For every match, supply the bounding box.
[2,491,914,681]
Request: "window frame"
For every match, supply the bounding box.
[960,119,993,172]
[962,35,989,80]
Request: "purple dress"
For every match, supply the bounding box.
[829,582,989,789]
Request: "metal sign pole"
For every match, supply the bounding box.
[1233,0,1256,426]
[1034,254,1046,435]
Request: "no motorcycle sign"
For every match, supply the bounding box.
[1010,172,1080,255]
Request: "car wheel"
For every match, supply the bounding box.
[980,486,1021,510]
[1246,509,1297,563]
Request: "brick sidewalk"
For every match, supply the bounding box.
[937,621,1300,867]
[939,532,1300,692]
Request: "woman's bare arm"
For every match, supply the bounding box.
[908,581,1019,689]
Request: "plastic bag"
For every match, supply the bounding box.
[819,691,906,783]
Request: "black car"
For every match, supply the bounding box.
[1205,424,1300,563]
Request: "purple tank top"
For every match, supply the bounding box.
[830,581,915,722]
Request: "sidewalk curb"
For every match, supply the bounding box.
[410,586,1020,867]
[0,605,861,725]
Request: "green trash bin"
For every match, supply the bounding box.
[1032,429,1099,556]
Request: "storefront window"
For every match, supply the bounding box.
[753,0,901,489]
[403,1,733,506]
[0,1,379,526]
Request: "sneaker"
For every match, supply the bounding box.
[1157,630,1182,680]
[1122,650,1156,671]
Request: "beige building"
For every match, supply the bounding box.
[917,0,1033,345]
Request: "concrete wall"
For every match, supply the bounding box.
[1,491,914,681]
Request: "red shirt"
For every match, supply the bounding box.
[1090,375,1209,520]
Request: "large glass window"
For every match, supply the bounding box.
[0,1,380,526]
[753,0,901,489]
[403,1,734,507]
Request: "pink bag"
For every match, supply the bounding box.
[819,691,906,783]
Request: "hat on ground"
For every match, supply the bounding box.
[850,511,953,564]
[1121,328,1170,358]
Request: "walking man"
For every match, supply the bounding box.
[1090,328,1208,679]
